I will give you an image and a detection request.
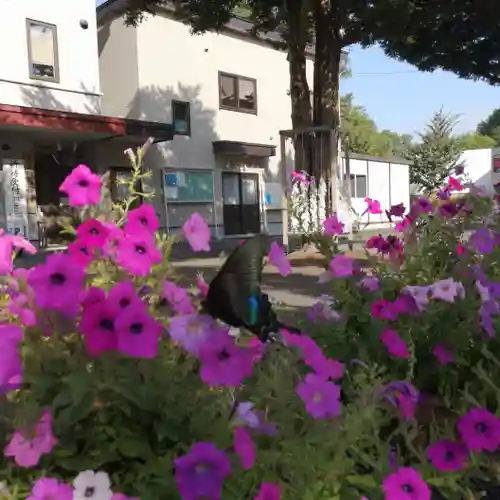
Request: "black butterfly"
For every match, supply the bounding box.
[201,235,301,342]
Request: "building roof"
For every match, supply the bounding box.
[96,0,315,56]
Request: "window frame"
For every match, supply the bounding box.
[218,71,257,115]
[26,18,60,83]
[172,100,191,136]
[347,173,368,198]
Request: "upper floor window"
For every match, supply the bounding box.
[26,19,59,82]
[172,100,191,136]
[218,72,257,114]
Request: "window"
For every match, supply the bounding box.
[346,174,367,198]
[218,72,257,114]
[172,100,191,136]
[26,19,59,82]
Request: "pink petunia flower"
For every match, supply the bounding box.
[59,164,102,206]
[323,214,344,236]
[290,171,310,184]
[255,482,281,500]
[115,303,162,358]
[380,329,410,359]
[4,410,57,468]
[268,242,292,277]
[364,198,382,215]
[0,232,36,275]
[402,285,429,311]
[125,203,159,234]
[359,275,379,292]
[430,278,464,303]
[163,280,196,314]
[433,344,453,365]
[168,314,217,357]
[196,274,210,297]
[233,427,256,470]
[80,300,120,356]
[427,439,468,472]
[198,331,254,387]
[27,477,72,500]
[114,230,162,276]
[382,467,431,500]
[68,238,94,268]
[0,327,23,395]
[457,408,500,453]
[76,219,110,248]
[27,253,85,316]
[182,212,211,252]
[174,442,231,500]
[469,228,496,254]
[296,373,342,419]
[329,254,354,278]
[448,176,463,191]
[108,280,145,311]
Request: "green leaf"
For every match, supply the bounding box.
[116,437,153,459]
[345,475,377,488]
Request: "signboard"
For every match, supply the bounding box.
[3,159,29,239]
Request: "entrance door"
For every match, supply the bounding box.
[222,172,261,235]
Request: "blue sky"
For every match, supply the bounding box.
[344,44,500,136]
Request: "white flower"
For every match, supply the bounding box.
[73,470,113,500]
[0,481,9,496]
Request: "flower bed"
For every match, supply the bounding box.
[1,146,500,499]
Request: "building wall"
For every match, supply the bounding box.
[457,148,494,193]
[98,9,314,235]
[0,0,101,114]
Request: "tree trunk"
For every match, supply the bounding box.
[285,0,312,174]
[312,0,342,214]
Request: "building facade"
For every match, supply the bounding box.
[0,0,172,244]
[98,0,315,239]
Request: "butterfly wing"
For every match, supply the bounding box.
[204,235,269,326]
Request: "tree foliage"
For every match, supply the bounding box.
[409,109,462,193]
[456,132,496,150]
[477,108,500,146]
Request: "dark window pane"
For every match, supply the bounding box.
[238,78,256,111]
[349,174,356,197]
[356,175,367,198]
[173,101,190,135]
[220,75,237,108]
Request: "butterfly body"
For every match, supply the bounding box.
[201,236,300,342]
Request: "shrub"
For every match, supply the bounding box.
[1,149,500,500]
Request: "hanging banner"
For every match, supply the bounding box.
[3,159,29,238]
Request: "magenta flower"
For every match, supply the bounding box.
[430,278,464,303]
[388,203,406,217]
[383,381,419,421]
[182,212,211,252]
[59,164,102,206]
[0,342,22,395]
[290,170,310,184]
[82,286,106,308]
[108,280,145,311]
[255,482,281,500]
[414,196,433,214]
[27,253,85,315]
[364,197,383,214]
[174,442,231,500]
[296,373,342,419]
[27,477,72,500]
[0,232,36,275]
[381,329,410,359]
[310,355,344,381]
[382,467,431,500]
[8,294,36,327]
[323,214,345,236]
[115,230,161,276]
[433,344,453,365]
[4,410,57,468]
[80,300,120,356]
[329,254,355,278]
[68,238,94,268]
[115,304,162,359]
[163,280,196,314]
[469,228,496,254]
[448,176,464,191]
[233,427,256,470]
[439,201,459,217]
[234,402,260,429]
[168,314,217,356]
[457,408,500,452]
[76,218,110,248]
[396,393,416,421]
[125,203,159,234]
[199,331,254,387]
[402,285,429,311]
[371,299,398,321]
[268,242,292,277]
[427,439,468,472]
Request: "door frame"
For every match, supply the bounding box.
[221,166,267,237]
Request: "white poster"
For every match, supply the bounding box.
[3,159,29,239]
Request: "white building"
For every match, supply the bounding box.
[0,0,172,243]
[456,148,500,194]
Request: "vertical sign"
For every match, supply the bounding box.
[3,159,29,238]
